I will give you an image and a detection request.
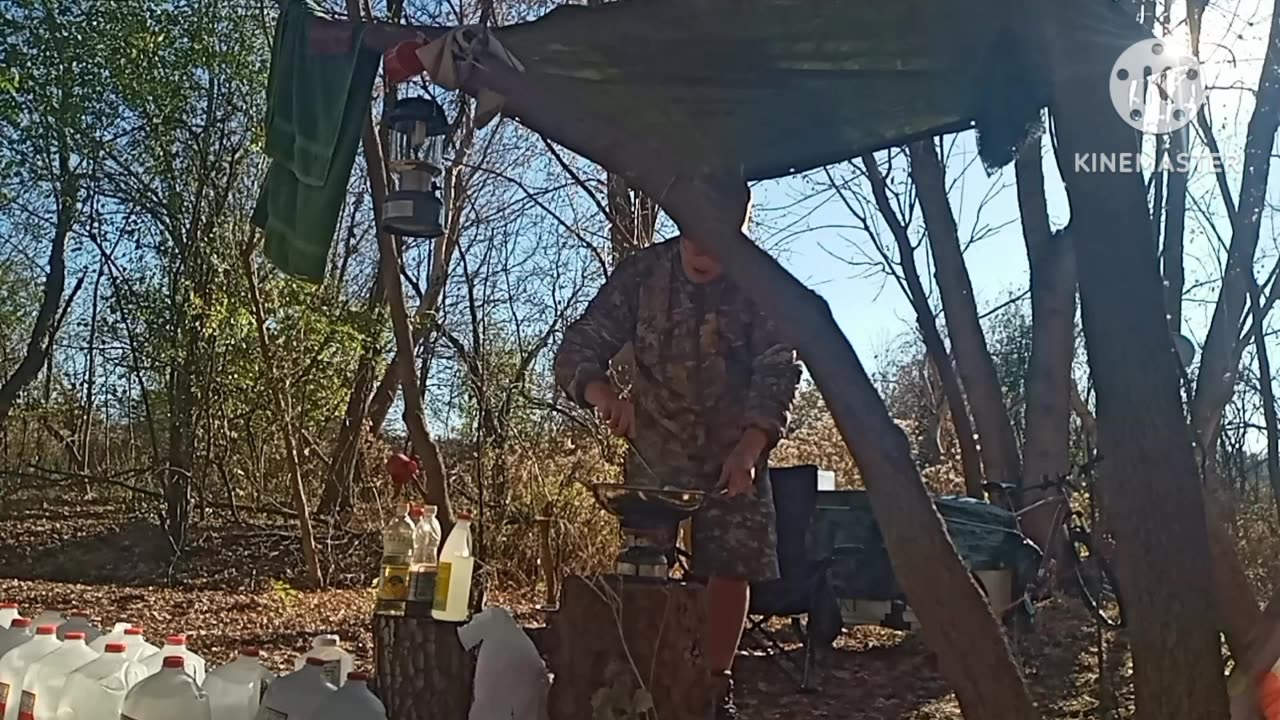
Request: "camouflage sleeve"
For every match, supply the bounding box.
[743,305,802,445]
[553,254,644,408]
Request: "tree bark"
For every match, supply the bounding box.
[1249,269,1280,522]
[1190,2,1280,469]
[1162,126,1187,333]
[909,139,1024,489]
[859,155,985,497]
[0,168,76,424]
[1047,14,1229,717]
[1014,139,1078,560]
[373,614,474,720]
[548,576,713,720]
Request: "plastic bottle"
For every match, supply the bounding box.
[255,657,335,720]
[374,504,415,617]
[139,636,205,684]
[54,641,148,720]
[304,672,385,720]
[292,637,351,689]
[413,507,442,565]
[120,656,210,720]
[53,616,98,645]
[431,511,475,622]
[0,621,33,663]
[204,647,273,720]
[458,608,549,720]
[0,626,60,720]
[0,606,19,631]
[121,629,158,663]
[20,631,97,720]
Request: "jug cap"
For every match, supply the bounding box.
[166,634,186,645]
[347,671,370,682]
[65,632,86,641]
[105,642,126,653]
[11,618,31,628]
[410,506,424,519]
[239,646,261,657]
[124,627,144,635]
[315,635,339,647]
[162,656,185,669]
[422,505,437,515]
[305,657,327,667]
[456,510,473,521]
[35,625,56,635]
[0,603,16,609]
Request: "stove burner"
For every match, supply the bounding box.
[591,484,708,580]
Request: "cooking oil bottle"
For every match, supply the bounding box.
[374,503,415,616]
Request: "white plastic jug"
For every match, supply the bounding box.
[255,658,335,720]
[205,647,273,720]
[458,608,549,720]
[0,626,61,720]
[120,656,210,720]
[140,635,205,683]
[120,629,158,663]
[0,621,33,663]
[431,512,475,622]
[54,641,147,720]
[27,616,60,634]
[21,631,97,720]
[0,606,19,631]
[292,637,351,688]
[303,672,385,720]
[87,625,128,654]
[53,616,98,645]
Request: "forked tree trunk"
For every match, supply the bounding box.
[373,614,474,720]
[859,155,985,497]
[1047,12,1229,717]
[909,139,1024,490]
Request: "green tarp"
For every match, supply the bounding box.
[809,490,1042,602]
[489,0,1145,180]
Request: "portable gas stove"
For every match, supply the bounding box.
[591,484,707,579]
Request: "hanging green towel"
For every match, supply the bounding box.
[252,0,379,283]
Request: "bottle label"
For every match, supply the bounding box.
[0,680,9,712]
[409,566,437,604]
[18,689,34,720]
[321,660,342,687]
[433,561,453,610]
[377,563,411,602]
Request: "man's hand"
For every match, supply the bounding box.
[718,427,770,498]
[585,381,635,438]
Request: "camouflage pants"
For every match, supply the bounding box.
[628,453,780,582]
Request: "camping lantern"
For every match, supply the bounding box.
[382,97,451,238]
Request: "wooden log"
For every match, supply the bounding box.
[547,575,714,720]
[373,614,475,720]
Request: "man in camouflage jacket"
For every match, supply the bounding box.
[554,225,801,717]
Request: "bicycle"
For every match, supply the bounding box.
[983,454,1125,629]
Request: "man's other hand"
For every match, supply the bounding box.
[718,427,769,498]
[585,381,635,438]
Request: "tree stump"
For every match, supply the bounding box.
[373,614,474,720]
[547,576,714,720]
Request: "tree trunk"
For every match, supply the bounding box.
[1249,270,1280,522]
[547,576,714,720]
[373,614,474,720]
[1047,15,1229,718]
[1162,126,1187,333]
[1190,1,1280,470]
[859,155,985,497]
[0,169,76,424]
[909,139,1024,489]
[1015,140,1078,560]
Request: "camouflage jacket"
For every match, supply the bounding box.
[554,239,801,485]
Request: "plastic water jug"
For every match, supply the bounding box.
[431,511,475,622]
[87,624,130,654]
[303,672,385,720]
[121,629,158,663]
[0,606,19,631]
[292,637,351,688]
[20,631,96,720]
[204,647,273,720]
[54,641,147,720]
[140,635,205,683]
[256,657,335,720]
[0,626,61,720]
[53,617,97,645]
[458,608,549,720]
[120,656,210,720]
[0,621,33,663]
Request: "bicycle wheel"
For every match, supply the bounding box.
[1069,525,1125,628]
